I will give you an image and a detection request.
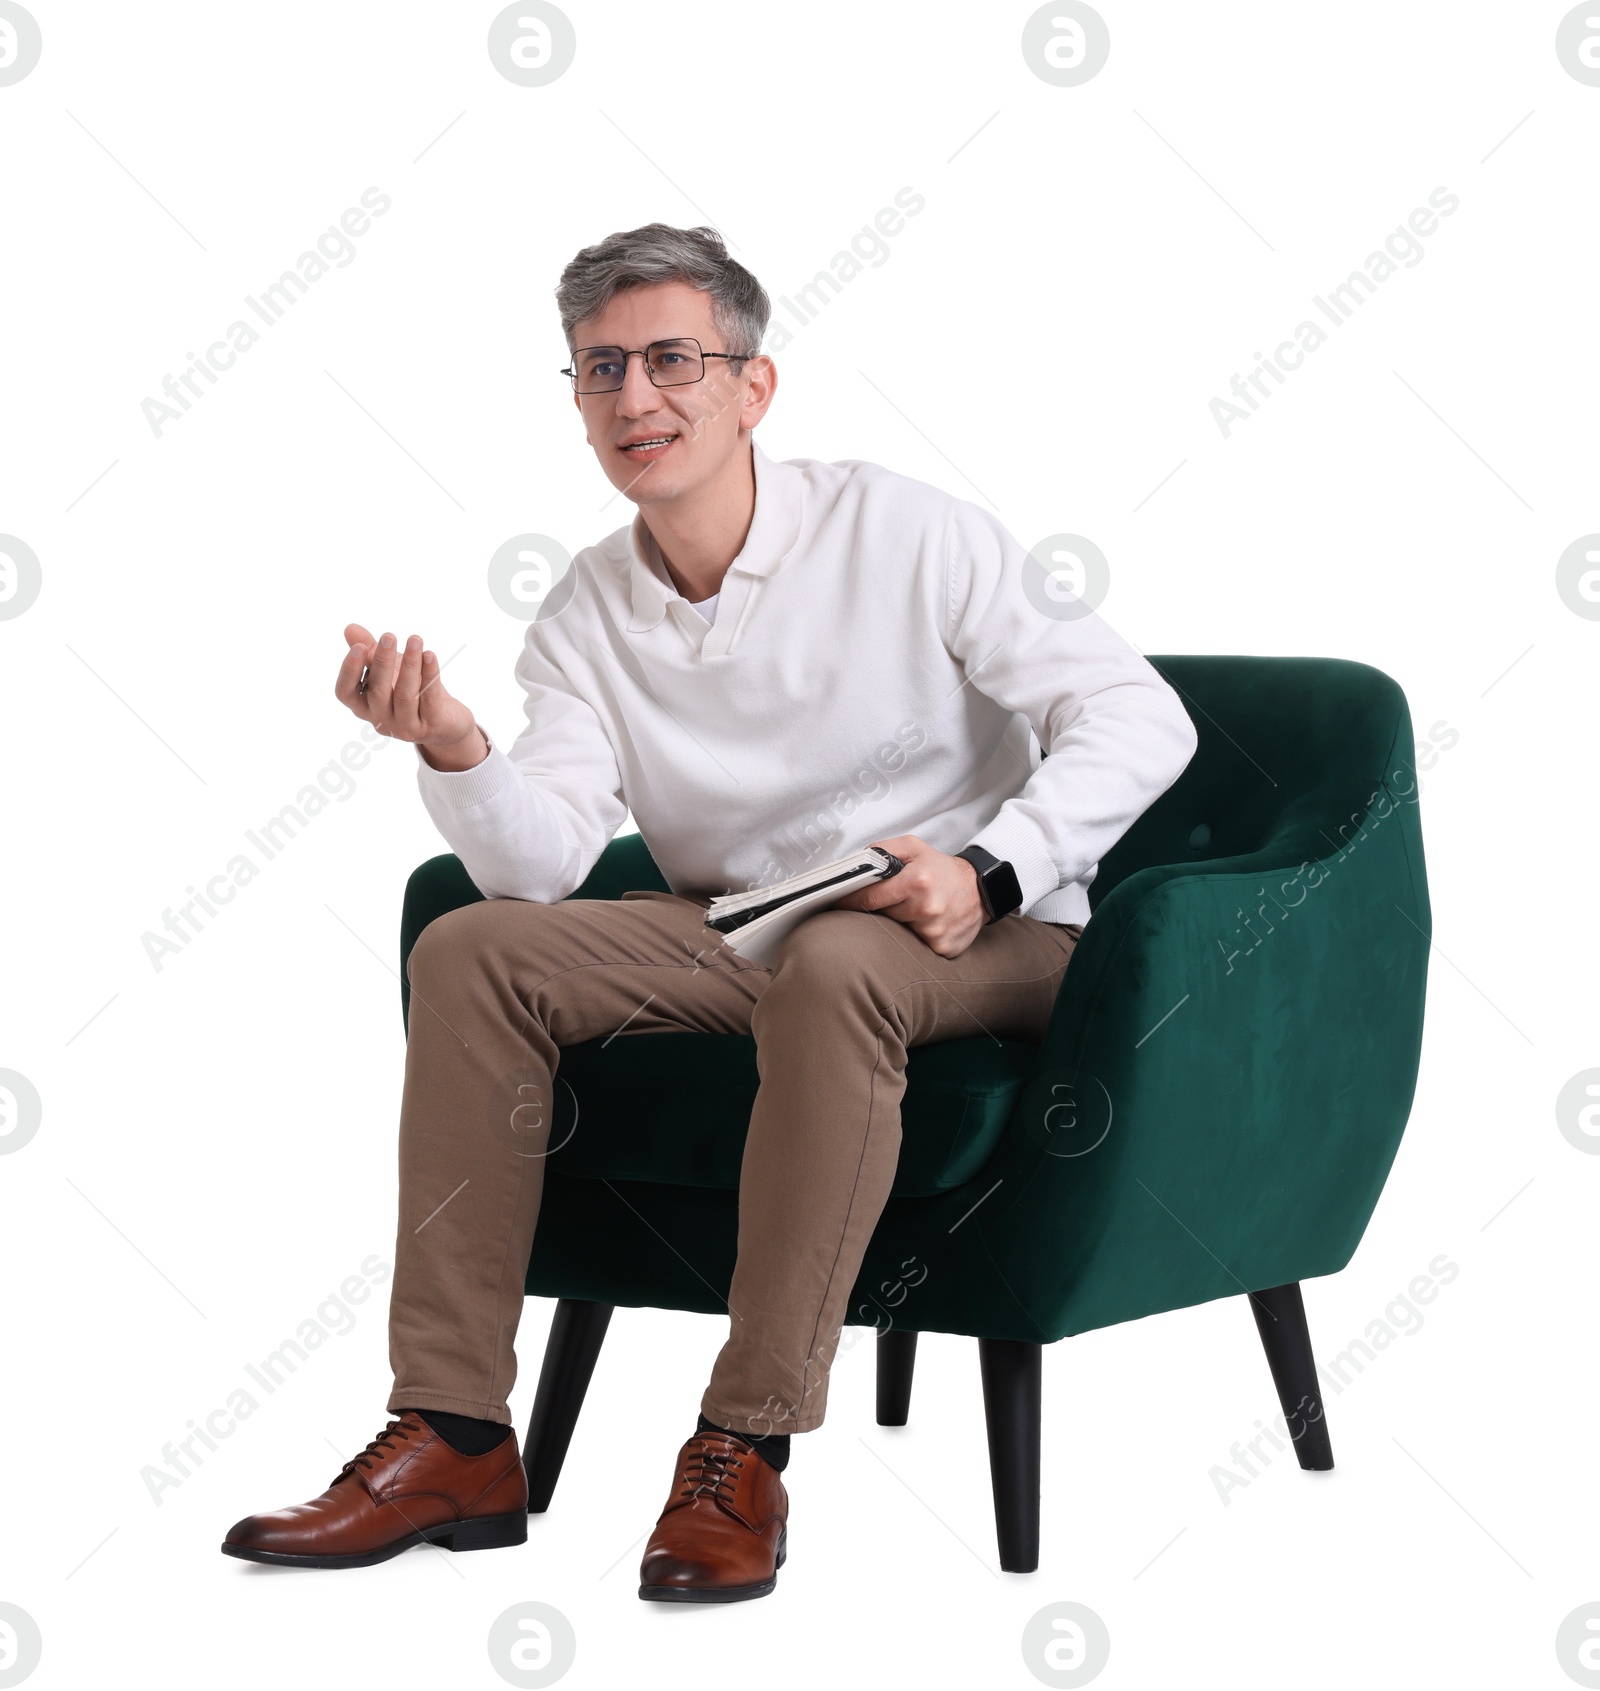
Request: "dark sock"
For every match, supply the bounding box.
[410,1407,512,1457]
[697,1411,790,1473]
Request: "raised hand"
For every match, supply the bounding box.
[335,623,486,771]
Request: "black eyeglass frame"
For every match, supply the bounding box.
[558,336,757,394]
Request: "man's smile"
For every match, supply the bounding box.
[619,432,679,459]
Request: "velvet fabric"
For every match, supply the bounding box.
[398,656,1430,1344]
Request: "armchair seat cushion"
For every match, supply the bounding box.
[545,1030,1040,1197]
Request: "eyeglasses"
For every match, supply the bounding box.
[559,336,755,394]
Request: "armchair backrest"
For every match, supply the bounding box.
[1092,654,1424,911]
[570,830,670,900]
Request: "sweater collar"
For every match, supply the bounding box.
[625,438,803,631]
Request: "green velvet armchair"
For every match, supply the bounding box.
[397,654,1431,1571]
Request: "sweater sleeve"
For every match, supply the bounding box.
[943,500,1199,912]
[414,622,628,903]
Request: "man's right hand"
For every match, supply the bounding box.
[335,622,488,772]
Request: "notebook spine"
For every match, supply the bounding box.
[703,851,904,935]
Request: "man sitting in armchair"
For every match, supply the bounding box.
[220,220,1197,1601]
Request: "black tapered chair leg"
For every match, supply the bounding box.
[522,1298,615,1512]
[978,1337,1042,1573]
[1247,1281,1334,1471]
[876,1329,918,1426]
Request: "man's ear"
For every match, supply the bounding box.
[738,354,778,432]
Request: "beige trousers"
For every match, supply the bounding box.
[387,888,1082,1435]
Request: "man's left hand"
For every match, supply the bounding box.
[831,835,989,958]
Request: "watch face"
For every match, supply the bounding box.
[989,860,1023,916]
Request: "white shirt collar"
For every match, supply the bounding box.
[625,437,805,632]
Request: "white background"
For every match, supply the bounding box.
[1,2,1595,1687]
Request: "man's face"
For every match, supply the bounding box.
[570,280,766,506]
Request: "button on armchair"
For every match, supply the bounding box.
[398,655,1431,1571]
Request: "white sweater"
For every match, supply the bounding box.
[415,440,1198,928]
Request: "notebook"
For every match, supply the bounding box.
[703,846,906,967]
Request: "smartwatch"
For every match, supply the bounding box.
[955,844,1023,922]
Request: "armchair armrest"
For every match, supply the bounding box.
[954,756,1430,1344]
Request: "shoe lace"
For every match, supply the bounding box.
[677,1434,747,1504]
[338,1414,424,1480]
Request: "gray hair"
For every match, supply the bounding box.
[554,223,770,372]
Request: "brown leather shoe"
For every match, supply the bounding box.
[638,1428,788,1602]
[221,1412,528,1569]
